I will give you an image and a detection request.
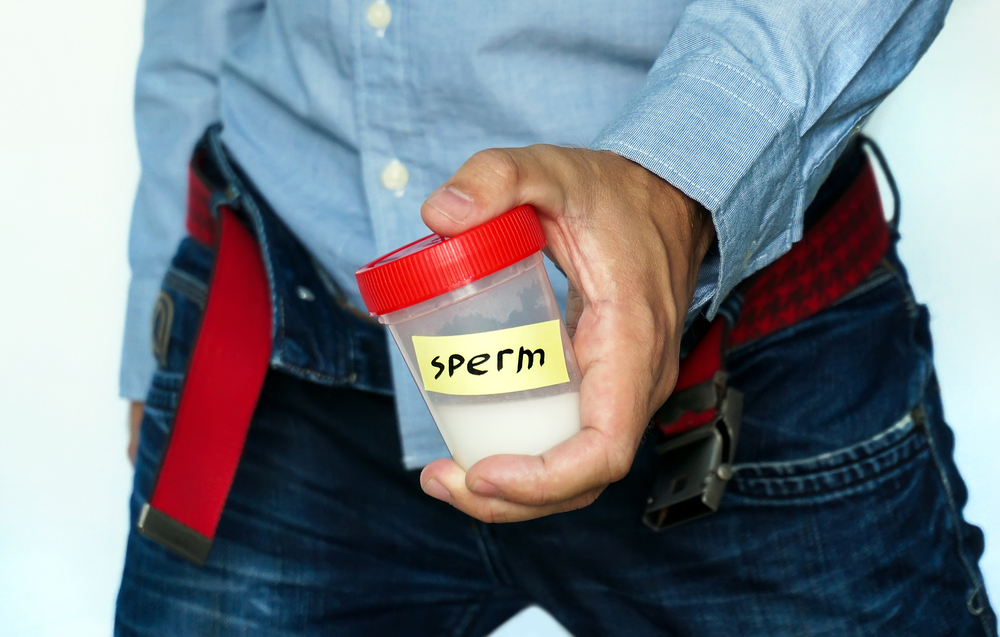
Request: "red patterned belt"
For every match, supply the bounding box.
[644,156,889,529]
[138,152,890,562]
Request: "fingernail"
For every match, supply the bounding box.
[426,186,474,224]
[470,480,503,499]
[423,478,452,504]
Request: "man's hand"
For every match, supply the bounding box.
[418,145,715,523]
[128,401,144,466]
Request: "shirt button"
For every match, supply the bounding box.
[380,159,409,192]
[366,1,392,31]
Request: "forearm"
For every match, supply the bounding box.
[592,0,950,316]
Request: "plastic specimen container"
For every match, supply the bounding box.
[356,205,582,469]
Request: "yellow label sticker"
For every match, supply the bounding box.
[412,320,569,396]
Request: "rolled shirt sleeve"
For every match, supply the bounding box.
[120,0,263,400]
[592,0,951,316]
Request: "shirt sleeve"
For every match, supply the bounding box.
[592,0,951,317]
[120,0,263,400]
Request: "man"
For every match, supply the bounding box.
[116,0,996,635]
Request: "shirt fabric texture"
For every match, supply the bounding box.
[122,0,950,468]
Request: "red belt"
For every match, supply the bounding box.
[137,169,272,564]
[139,155,889,562]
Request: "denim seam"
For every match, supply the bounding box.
[727,437,926,504]
[163,267,208,308]
[448,601,485,637]
[207,127,385,392]
[268,357,385,391]
[142,401,178,426]
[725,405,942,506]
[206,128,288,372]
[733,412,914,473]
[469,522,502,586]
[725,455,927,506]
[881,255,920,321]
[146,371,183,412]
[476,523,517,588]
[921,406,995,634]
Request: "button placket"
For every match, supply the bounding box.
[354,0,423,260]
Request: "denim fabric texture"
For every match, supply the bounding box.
[116,152,996,634]
[121,0,951,467]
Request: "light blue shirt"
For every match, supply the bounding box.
[123,0,949,468]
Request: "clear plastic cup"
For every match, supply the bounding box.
[356,205,582,469]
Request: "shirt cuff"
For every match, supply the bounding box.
[592,56,806,317]
[119,276,161,401]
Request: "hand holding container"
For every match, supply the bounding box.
[356,205,582,470]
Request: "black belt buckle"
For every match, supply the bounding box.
[643,371,742,531]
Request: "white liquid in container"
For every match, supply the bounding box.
[432,392,581,470]
[357,207,582,470]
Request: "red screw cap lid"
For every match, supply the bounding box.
[355,204,546,316]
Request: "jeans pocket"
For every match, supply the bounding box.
[152,238,212,374]
[134,370,184,503]
[725,406,930,506]
[144,370,182,433]
[135,238,211,500]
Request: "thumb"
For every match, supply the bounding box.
[421,147,552,237]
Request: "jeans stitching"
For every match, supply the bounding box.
[733,411,915,474]
[727,415,927,505]
[922,407,995,634]
[206,128,373,389]
[163,267,208,308]
[206,128,285,366]
[968,583,986,616]
[449,601,484,637]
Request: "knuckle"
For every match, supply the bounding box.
[553,487,604,515]
[576,488,603,510]
[593,423,635,485]
[605,443,633,483]
[607,459,630,484]
[487,149,521,189]
[458,148,522,198]
[480,501,513,524]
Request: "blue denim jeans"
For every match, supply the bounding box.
[116,136,996,636]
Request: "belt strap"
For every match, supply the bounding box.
[137,170,272,564]
[729,160,889,347]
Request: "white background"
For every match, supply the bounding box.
[0,1,996,635]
